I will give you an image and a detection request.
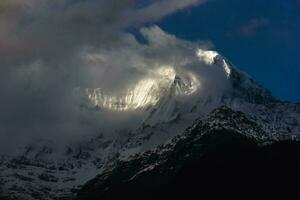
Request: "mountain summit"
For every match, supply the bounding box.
[1,49,299,200]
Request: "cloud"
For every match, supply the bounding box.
[239,18,270,36]
[0,0,207,63]
[0,1,210,155]
[81,25,213,92]
[125,0,207,24]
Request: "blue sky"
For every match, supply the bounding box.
[155,0,300,101]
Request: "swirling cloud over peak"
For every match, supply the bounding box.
[0,1,210,155]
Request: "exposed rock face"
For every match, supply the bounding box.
[76,107,300,200]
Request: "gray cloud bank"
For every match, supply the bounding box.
[0,0,209,155]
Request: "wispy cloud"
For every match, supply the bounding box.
[239,18,270,36]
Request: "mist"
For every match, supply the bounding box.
[0,0,224,155]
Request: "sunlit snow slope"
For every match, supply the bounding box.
[85,49,231,111]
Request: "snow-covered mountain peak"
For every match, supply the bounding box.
[196,49,232,78]
[196,49,219,65]
[82,48,239,113]
[1,48,300,200]
[82,47,279,119]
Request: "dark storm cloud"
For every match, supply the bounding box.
[0,0,208,155]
